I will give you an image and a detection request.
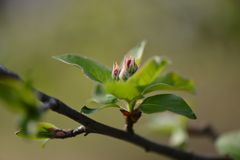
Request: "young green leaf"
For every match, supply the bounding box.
[216,130,240,159]
[143,72,195,94]
[16,122,57,139]
[81,104,120,114]
[81,106,98,114]
[104,81,141,101]
[0,78,38,112]
[126,41,146,65]
[91,94,117,104]
[91,84,117,104]
[128,56,169,87]
[53,54,112,83]
[139,94,196,119]
[0,77,41,135]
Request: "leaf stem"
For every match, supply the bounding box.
[128,100,136,112]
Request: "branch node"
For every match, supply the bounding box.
[120,109,142,134]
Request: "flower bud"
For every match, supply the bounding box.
[112,62,120,80]
[119,56,138,81]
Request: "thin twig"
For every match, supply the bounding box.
[37,93,232,160]
[50,126,86,139]
[0,65,232,160]
[187,123,219,141]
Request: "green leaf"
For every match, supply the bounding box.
[0,78,38,111]
[104,81,141,101]
[139,94,196,119]
[143,72,195,94]
[91,94,117,104]
[81,106,98,114]
[53,54,112,83]
[128,56,169,87]
[81,104,120,114]
[16,122,57,139]
[126,41,146,65]
[216,130,240,159]
[91,84,117,104]
[0,77,41,135]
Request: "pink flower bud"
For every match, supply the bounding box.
[112,62,120,80]
[119,56,138,81]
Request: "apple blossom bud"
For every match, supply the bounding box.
[119,56,138,81]
[112,62,120,80]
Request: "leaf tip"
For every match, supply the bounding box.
[81,106,97,114]
[190,113,197,119]
[15,130,21,136]
[51,55,58,59]
[52,55,67,63]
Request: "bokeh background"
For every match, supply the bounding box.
[0,0,240,160]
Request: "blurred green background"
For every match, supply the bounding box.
[0,0,240,159]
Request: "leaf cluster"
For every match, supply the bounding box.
[53,41,196,119]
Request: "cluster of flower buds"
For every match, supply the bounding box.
[112,56,138,81]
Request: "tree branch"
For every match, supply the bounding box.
[50,126,86,139]
[0,65,232,160]
[187,123,219,141]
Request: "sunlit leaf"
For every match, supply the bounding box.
[53,54,112,83]
[139,94,196,119]
[216,130,240,159]
[104,81,141,101]
[81,104,120,114]
[126,41,146,65]
[143,72,195,94]
[128,56,169,87]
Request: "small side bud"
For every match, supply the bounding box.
[112,62,120,80]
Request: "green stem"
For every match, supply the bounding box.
[127,100,136,112]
